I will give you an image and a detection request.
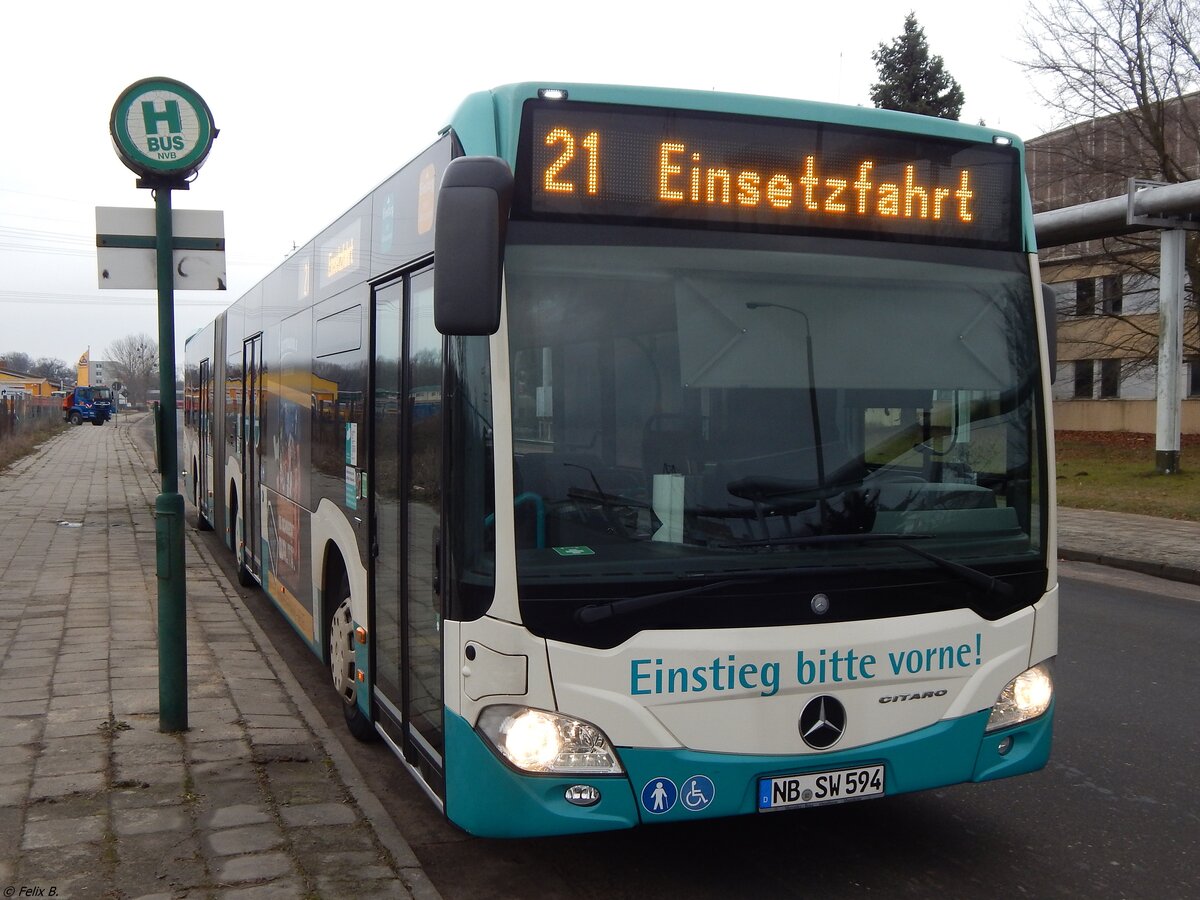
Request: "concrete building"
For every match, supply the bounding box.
[90,359,113,386]
[1026,92,1200,432]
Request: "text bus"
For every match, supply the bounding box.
[183,83,1057,837]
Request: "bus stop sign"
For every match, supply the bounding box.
[110,77,216,183]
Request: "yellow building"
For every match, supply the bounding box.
[0,370,55,397]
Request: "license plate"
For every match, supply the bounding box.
[758,764,885,811]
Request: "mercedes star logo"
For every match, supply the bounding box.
[799,695,847,750]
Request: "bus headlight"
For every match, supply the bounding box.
[985,662,1053,732]
[477,705,624,775]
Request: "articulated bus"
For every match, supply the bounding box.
[183,83,1057,837]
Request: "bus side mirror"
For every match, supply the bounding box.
[434,156,514,336]
[1040,283,1057,383]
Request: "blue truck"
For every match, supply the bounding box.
[62,386,114,426]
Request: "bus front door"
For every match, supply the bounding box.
[371,270,445,798]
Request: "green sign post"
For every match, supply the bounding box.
[110,77,217,733]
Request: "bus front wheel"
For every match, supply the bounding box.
[330,594,376,742]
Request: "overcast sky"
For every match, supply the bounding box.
[0,1,1055,372]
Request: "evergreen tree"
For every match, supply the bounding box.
[871,13,965,120]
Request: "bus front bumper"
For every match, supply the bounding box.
[443,703,1053,838]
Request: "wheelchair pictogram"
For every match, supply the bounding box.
[680,775,715,812]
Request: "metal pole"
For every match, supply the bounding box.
[154,183,188,731]
[1155,228,1185,474]
[1033,179,1200,248]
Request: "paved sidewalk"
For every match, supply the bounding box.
[0,415,439,899]
[1058,506,1200,585]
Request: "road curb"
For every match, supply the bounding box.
[1059,548,1200,588]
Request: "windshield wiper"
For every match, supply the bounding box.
[566,487,650,509]
[718,532,920,549]
[887,539,1015,599]
[566,488,774,523]
[572,533,1011,624]
[575,577,769,624]
[718,532,1014,599]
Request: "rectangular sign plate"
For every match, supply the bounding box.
[95,207,226,290]
[758,764,885,811]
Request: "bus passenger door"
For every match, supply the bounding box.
[242,334,263,579]
[199,358,211,522]
[370,269,445,798]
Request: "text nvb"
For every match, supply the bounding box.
[629,635,983,698]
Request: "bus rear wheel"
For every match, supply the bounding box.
[236,558,256,587]
[229,488,255,586]
[330,594,375,741]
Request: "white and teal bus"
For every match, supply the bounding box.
[183,83,1057,838]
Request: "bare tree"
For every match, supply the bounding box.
[107,334,159,407]
[0,351,34,374]
[32,357,72,386]
[1025,0,1198,180]
[1023,0,1200,381]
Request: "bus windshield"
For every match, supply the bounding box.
[504,228,1045,641]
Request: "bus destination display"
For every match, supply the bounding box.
[518,101,1019,247]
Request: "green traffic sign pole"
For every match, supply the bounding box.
[153,182,188,733]
[109,77,217,734]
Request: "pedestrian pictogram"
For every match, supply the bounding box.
[640,776,677,814]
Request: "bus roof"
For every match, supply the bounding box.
[447,82,1026,162]
[199,82,1035,333]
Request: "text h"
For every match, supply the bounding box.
[142,99,183,136]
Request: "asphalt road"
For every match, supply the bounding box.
[197,507,1199,900]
